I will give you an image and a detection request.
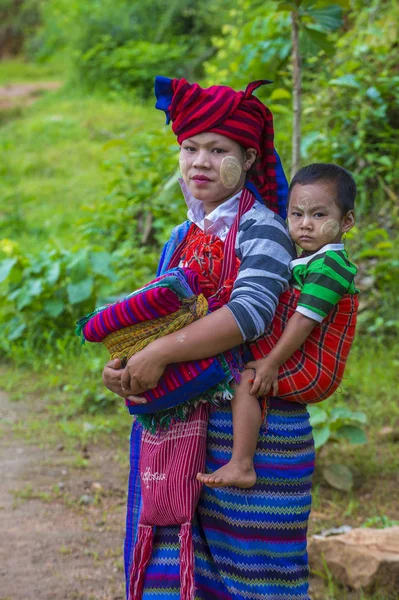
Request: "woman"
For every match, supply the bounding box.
[103,76,314,600]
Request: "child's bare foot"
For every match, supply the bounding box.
[197,461,256,489]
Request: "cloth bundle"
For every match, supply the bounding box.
[76,267,232,424]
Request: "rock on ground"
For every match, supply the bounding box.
[308,526,399,594]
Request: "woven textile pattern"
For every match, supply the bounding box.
[103,295,207,360]
[82,267,201,343]
[250,288,358,404]
[125,398,314,599]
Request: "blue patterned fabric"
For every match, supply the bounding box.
[125,399,315,599]
[157,221,191,277]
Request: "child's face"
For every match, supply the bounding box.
[288,181,354,253]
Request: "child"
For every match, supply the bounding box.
[197,163,359,488]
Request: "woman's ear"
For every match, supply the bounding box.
[244,148,257,170]
[341,210,355,233]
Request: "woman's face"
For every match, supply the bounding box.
[179,132,256,214]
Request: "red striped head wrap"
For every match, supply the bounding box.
[155,76,282,214]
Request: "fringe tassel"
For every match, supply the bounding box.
[128,524,154,600]
[179,522,195,600]
[75,304,108,344]
[134,378,234,432]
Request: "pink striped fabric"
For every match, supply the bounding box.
[82,267,202,343]
[128,403,209,599]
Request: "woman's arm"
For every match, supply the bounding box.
[118,306,242,395]
[105,204,294,397]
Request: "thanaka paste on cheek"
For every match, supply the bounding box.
[220,156,242,189]
[320,218,340,241]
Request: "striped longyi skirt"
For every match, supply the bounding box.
[125,398,315,600]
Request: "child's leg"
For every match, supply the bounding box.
[197,369,262,488]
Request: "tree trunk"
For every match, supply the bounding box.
[291,7,302,179]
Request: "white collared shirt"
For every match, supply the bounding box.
[179,178,241,241]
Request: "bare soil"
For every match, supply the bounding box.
[0,82,61,110]
[0,389,128,600]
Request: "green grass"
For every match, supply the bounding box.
[0,86,156,251]
[0,58,63,85]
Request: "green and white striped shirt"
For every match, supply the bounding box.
[291,243,358,322]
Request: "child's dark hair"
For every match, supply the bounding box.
[288,163,356,214]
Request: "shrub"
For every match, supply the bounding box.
[78,37,188,97]
[0,239,117,358]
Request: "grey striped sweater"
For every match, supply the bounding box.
[227,201,295,341]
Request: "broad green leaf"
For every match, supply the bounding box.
[0,258,17,283]
[309,406,328,426]
[313,425,330,449]
[330,406,354,421]
[323,463,353,491]
[300,26,334,55]
[8,322,26,341]
[17,292,35,311]
[27,278,43,297]
[270,88,291,100]
[330,74,360,89]
[67,278,94,304]
[44,299,65,317]
[46,261,61,285]
[349,412,368,425]
[68,249,90,283]
[90,251,116,281]
[305,5,343,31]
[336,425,367,445]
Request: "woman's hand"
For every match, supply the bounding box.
[246,358,279,397]
[102,357,148,405]
[120,342,167,398]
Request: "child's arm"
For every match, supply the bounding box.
[247,312,317,397]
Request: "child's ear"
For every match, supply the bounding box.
[341,210,355,233]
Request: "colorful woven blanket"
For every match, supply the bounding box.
[76,267,235,428]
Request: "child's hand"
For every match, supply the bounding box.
[246,359,279,397]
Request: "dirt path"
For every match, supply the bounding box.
[0,389,128,600]
[0,82,61,110]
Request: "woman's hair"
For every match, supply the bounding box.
[289,163,356,215]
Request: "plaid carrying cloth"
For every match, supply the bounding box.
[249,287,359,403]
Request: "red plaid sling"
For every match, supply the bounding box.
[249,287,359,404]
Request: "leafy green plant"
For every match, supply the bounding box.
[309,404,368,450]
[362,515,399,529]
[309,404,367,491]
[78,131,186,294]
[0,240,117,357]
[348,223,399,338]
[78,37,188,97]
